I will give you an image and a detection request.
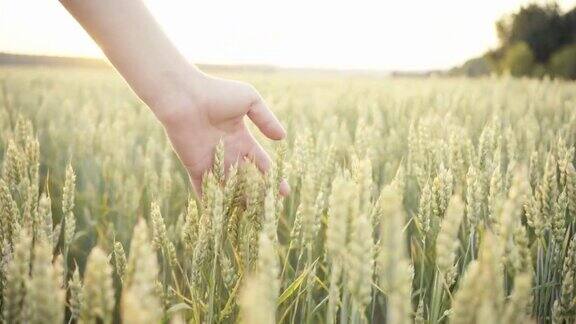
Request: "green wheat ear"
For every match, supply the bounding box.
[122,219,162,324]
[80,247,114,324]
[3,230,31,324]
[25,238,65,324]
[62,162,76,247]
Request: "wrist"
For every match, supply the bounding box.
[142,65,207,127]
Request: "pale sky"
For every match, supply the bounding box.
[0,0,575,71]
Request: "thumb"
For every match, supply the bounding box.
[247,97,286,140]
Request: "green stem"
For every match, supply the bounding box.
[207,242,220,324]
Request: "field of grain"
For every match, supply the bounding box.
[0,67,575,323]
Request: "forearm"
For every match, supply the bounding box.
[60,0,202,121]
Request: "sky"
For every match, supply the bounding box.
[0,0,575,71]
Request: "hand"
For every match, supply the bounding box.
[150,70,289,197]
[60,0,289,197]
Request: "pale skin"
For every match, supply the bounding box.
[60,0,289,196]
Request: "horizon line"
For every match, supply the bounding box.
[0,51,448,74]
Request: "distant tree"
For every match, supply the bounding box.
[562,7,576,43]
[549,44,576,79]
[456,3,576,80]
[496,4,564,62]
[501,42,535,76]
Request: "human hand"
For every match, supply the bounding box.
[60,0,288,197]
[150,70,289,197]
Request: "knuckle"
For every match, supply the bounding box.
[243,83,261,104]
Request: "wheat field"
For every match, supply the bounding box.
[0,67,575,323]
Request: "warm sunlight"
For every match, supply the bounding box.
[2,1,576,323]
[1,0,575,70]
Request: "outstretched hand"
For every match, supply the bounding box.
[153,72,289,197]
[60,0,288,197]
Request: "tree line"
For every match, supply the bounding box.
[453,3,576,79]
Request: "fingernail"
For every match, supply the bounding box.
[279,179,291,197]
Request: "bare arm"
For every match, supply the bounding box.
[60,0,288,196]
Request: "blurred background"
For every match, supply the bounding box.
[0,0,575,78]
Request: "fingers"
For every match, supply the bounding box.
[279,179,291,197]
[191,169,289,198]
[246,138,272,174]
[245,135,290,197]
[247,97,286,141]
[187,130,290,198]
